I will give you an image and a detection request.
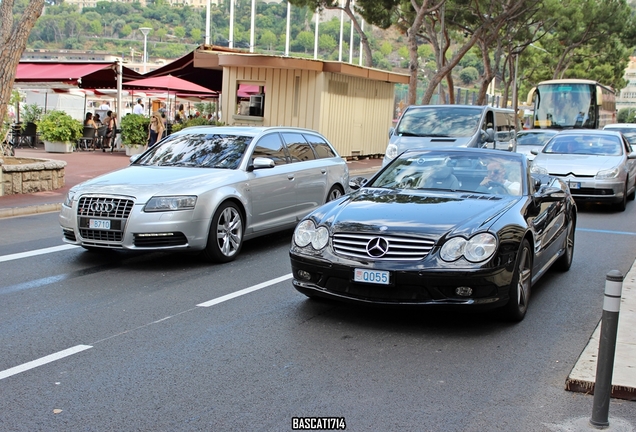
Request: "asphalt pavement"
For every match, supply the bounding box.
[1,146,635,412]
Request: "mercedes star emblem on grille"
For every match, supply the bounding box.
[366,237,389,258]
[90,201,115,213]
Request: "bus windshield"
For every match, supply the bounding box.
[534,83,595,129]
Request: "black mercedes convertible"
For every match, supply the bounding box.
[289,148,576,322]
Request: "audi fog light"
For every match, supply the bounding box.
[294,220,316,247]
[464,233,497,262]
[144,196,197,212]
[440,237,466,262]
[596,167,620,179]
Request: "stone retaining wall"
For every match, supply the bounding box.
[0,157,66,196]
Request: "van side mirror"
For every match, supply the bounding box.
[388,127,395,138]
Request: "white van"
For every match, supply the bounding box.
[383,105,518,166]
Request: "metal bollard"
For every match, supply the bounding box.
[589,270,623,428]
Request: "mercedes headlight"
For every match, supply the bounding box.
[596,167,620,179]
[144,196,197,212]
[294,220,329,250]
[440,233,497,263]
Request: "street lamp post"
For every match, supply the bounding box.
[139,27,152,73]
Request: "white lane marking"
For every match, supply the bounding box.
[0,244,79,263]
[197,273,293,307]
[0,345,93,381]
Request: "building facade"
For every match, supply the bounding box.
[616,56,636,114]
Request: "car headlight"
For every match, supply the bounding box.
[144,196,197,212]
[385,144,398,160]
[531,164,548,175]
[596,167,620,179]
[63,190,77,207]
[294,219,329,250]
[440,233,497,263]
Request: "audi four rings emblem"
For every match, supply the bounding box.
[366,237,389,258]
[90,201,115,213]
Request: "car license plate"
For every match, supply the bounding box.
[89,219,111,230]
[568,181,581,189]
[354,268,390,285]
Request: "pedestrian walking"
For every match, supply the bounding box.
[147,112,165,148]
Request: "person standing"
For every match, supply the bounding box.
[133,98,144,115]
[147,112,165,148]
[102,110,117,152]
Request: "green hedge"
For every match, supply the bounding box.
[121,114,150,147]
[38,111,83,143]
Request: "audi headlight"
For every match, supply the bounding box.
[294,220,329,250]
[440,233,497,263]
[531,164,548,175]
[596,167,620,179]
[144,196,197,212]
[63,190,77,208]
[385,144,398,160]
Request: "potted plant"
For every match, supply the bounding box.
[120,114,150,155]
[21,104,43,147]
[39,110,83,153]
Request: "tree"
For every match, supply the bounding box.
[0,0,46,125]
[260,30,277,51]
[295,30,314,53]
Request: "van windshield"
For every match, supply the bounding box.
[396,107,482,138]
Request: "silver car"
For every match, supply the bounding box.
[531,129,636,211]
[515,129,558,161]
[59,126,349,262]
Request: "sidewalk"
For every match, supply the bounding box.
[2,149,634,403]
[0,147,382,219]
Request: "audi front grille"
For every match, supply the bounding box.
[78,196,134,218]
[76,196,134,245]
[333,233,435,261]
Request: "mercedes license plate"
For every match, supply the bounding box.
[89,219,111,230]
[354,268,390,285]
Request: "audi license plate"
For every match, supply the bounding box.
[89,219,111,230]
[354,268,390,285]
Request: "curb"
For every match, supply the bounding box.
[0,203,62,219]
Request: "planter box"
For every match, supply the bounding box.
[125,145,146,156]
[44,141,74,153]
[1,156,66,195]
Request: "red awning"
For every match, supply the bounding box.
[16,63,110,82]
[14,62,142,89]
